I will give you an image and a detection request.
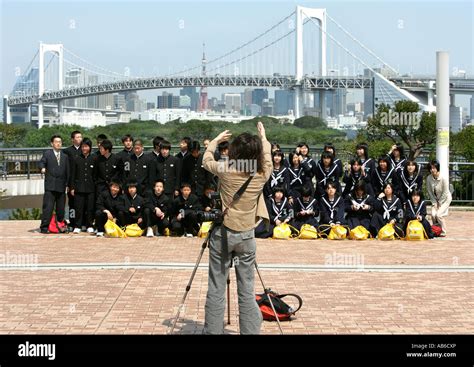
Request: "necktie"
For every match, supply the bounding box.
[56,153,60,165]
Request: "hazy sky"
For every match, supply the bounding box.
[1,0,473,107]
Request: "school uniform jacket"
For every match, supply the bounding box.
[375,195,403,223]
[145,191,172,217]
[70,153,95,193]
[319,195,345,225]
[293,196,319,220]
[345,193,375,219]
[264,166,290,198]
[96,191,125,217]
[266,197,292,224]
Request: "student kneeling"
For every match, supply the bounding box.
[143,179,171,237]
[255,186,293,238]
[171,183,202,237]
[120,181,146,233]
[95,181,125,237]
[404,190,434,239]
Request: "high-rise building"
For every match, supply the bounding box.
[0,98,4,122]
[450,105,463,133]
[98,94,114,110]
[180,87,199,111]
[470,96,474,120]
[328,89,347,116]
[157,92,180,109]
[262,99,274,115]
[252,89,268,108]
[11,67,39,96]
[224,93,241,113]
[114,94,126,110]
[179,95,191,108]
[243,88,253,109]
[147,102,156,110]
[275,90,294,115]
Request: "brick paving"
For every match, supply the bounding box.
[0,212,473,334]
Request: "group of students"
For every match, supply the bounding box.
[39,131,451,239]
[254,142,452,239]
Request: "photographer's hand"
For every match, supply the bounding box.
[216,130,232,143]
[257,121,266,140]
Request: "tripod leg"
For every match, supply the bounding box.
[226,275,231,325]
[254,261,284,335]
[169,237,209,334]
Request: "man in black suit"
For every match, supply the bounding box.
[39,135,70,233]
[63,130,82,229]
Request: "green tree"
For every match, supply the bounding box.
[0,124,30,147]
[293,116,326,129]
[367,100,436,159]
[452,125,474,161]
[9,208,41,220]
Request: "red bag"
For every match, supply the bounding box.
[48,214,67,234]
[256,291,302,321]
[431,225,442,237]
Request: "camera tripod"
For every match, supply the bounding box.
[169,221,283,334]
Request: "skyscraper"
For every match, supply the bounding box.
[180,87,199,111]
[252,89,268,108]
[274,90,294,115]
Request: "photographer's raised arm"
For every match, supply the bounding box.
[258,121,272,181]
[203,130,232,176]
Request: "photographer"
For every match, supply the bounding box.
[202,121,272,335]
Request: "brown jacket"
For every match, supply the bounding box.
[203,138,272,232]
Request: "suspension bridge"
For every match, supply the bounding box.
[4,6,474,128]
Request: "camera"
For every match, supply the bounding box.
[197,192,223,224]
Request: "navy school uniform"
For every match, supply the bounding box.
[255,196,293,238]
[157,154,182,197]
[287,165,308,199]
[342,170,374,198]
[345,193,376,235]
[333,158,344,179]
[300,156,316,182]
[372,195,404,237]
[398,170,423,204]
[318,194,346,235]
[120,193,146,229]
[404,199,434,239]
[170,193,202,235]
[181,153,213,198]
[314,161,341,199]
[263,166,290,198]
[70,153,96,229]
[371,166,399,197]
[360,158,376,180]
[389,155,407,175]
[293,196,319,229]
[94,191,125,232]
[144,191,172,234]
[93,153,123,194]
[123,153,157,196]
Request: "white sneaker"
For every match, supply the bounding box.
[96,232,104,237]
[73,228,81,234]
[146,227,154,237]
[185,232,193,238]
[87,227,95,234]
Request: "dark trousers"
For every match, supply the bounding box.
[74,192,95,228]
[171,212,199,235]
[94,210,123,232]
[67,191,76,227]
[40,190,66,230]
[119,211,146,229]
[143,208,170,234]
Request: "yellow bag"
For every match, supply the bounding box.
[349,226,371,240]
[104,219,127,238]
[273,223,292,239]
[198,221,213,238]
[327,224,348,240]
[405,220,426,241]
[164,228,171,237]
[124,223,144,237]
[298,224,318,239]
[378,223,395,240]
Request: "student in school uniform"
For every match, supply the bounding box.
[94,181,125,237]
[314,151,341,199]
[342,157,374,198]
[403,190,434,239]
[388,143,407,174]
[39,135,70,234]
[143,179,172,237]
[263,150,290,198]
[287,151,308,203]
[170,182,202,237]
[93,139,123,195]
[372,182,404,238]
[318,182,346,236]
[271,143,289,167]
[63,130,82,230]
[123,139,156,196]
[323,143,343,179]
[345,181,377,236]
[398,160,423,204]
[181,141,213,198]
[119,181,146,232]
[255,186,293,238]
[371,156,399,197]
[355,142,376,180]
[293,185,319,230]
[116,134,134,167]
[70,138,95,234]
[157,140,182,198]
[296,142,316,185]
[175,136,192,160]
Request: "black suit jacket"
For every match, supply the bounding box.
[39,149,70,192]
